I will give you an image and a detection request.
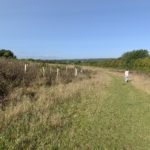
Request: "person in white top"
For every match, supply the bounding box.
[125,70,129,82]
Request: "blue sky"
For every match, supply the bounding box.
[0,0,150,59]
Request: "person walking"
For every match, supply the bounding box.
[125,70,129,82]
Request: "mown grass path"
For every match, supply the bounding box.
[58,73,150,150]
[0,71,150,150]
[96,76,150,150]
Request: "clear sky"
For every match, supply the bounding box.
[0,0,150,59]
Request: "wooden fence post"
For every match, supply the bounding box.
[42,67,45,77]
[75,68,78,77]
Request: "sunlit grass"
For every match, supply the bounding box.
[0,68,150,150]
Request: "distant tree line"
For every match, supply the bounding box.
[81,49,150,71]
[1,49,150,71]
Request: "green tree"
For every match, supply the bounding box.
[121,49,149,69]
[0,49,16,59]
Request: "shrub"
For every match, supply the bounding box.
[60,68,75,84]
[0,49,16,59]
[44,67,57,86]
[0,60,93,106]
[23,64,39,86]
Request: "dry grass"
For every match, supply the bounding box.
[130,73,150,95]
[0,59,92,106]
[0,67,112,149]
[0,67,109,132]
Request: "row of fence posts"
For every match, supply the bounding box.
[24,64,81,78]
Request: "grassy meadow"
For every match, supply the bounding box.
[0,60,150,150]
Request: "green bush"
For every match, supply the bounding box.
[0,49,16,59]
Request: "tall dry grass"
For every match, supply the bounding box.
[0,68,109,133]
[130,73,150,95]
[0,59,92,107]
[0,67,112,149]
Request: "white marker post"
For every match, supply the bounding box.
[24,64,27,73]
[57,68,59,79]
[75,68,78,77]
